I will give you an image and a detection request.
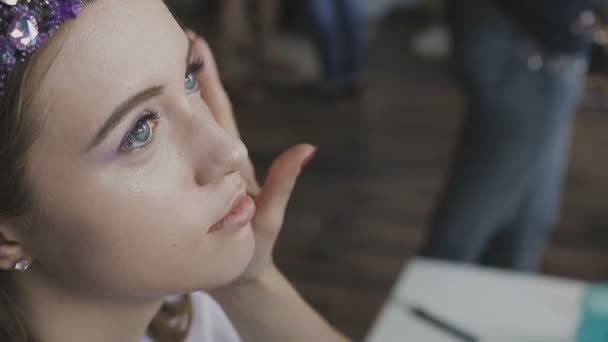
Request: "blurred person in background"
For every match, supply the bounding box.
[411,0,451,60]
[308,0,366,98]
[422,0,595,271]
[218,0,282,85]
[582,1,608,110]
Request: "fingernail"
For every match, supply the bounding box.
[301,146,319,169]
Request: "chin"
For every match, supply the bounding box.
[198,225,256,291]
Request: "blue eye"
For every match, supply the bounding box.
[185,72,199,93]
[122,111,159,152]
[185,58,203,94]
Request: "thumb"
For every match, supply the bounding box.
[185,29,222,83]
[253,144,318,231]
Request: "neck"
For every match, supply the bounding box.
[11,271,164,342]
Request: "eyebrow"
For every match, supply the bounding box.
[87,38,194,151]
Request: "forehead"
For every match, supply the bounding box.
[29,0,185,140]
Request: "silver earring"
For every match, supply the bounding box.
[14,259,31,272]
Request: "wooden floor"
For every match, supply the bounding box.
[176,7,608,340]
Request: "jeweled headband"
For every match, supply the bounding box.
[0,0,94,97]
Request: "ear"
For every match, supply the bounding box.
[0,222,28,271]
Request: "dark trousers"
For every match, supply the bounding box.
[422,0,588,271]
[308,0,365,84]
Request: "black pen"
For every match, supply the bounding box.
[406,304,479,342]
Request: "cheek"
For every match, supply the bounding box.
[27,162,252,296]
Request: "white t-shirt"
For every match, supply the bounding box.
[141,292,241,342]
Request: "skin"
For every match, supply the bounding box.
[21,0,255,300]
[0,1,345,341]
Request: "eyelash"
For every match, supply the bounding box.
[188,57,205,75]
[120,110,160,152]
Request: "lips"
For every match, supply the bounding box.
[208,192,256,234]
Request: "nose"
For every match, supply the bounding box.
[192,120,248,187]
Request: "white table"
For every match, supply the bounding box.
[365,258,587,342]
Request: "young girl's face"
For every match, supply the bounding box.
[20,0,255,299]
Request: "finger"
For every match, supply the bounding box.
[186,30,221,82]
[244,163,261,196]
[187,32,240,138]
[184,29,196,43]
[253,144,318,231]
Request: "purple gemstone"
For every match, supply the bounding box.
[62,3,83,19]
[9,4,28,16]
[0,0,91,97]
[0,36,10,50]
[29,32,48,53]
[7,14,39,51]
[0,37,17,71]
[0,51,16,70]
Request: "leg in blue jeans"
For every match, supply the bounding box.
[334,0,365,80]
[309,0,364,85]
[480,71,581,271]
[309,0,340,82]
[422,0,586,271]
